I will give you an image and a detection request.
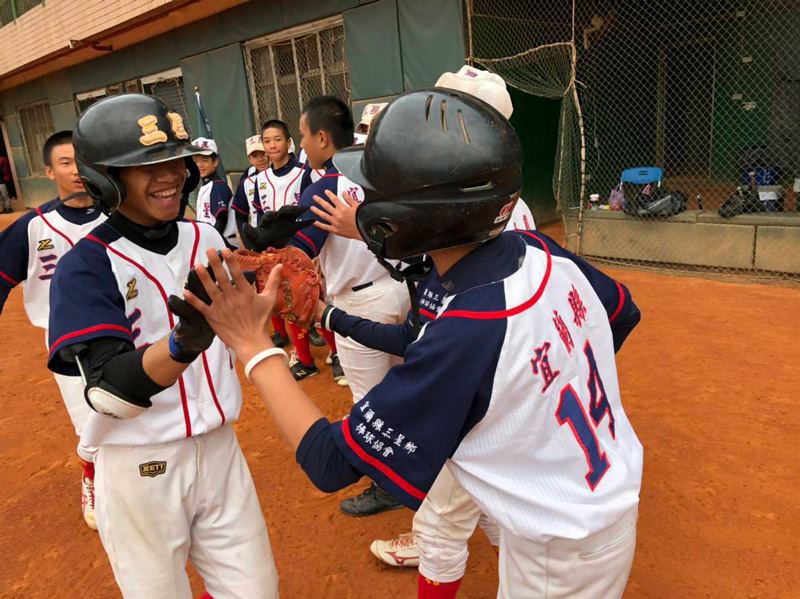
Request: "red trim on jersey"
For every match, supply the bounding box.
[321,173,342,178]
[283,168,304,207]
[608,282,625,323]
[37,207,74,248]
[189,221,200,266]
[49,324,132,356]
[266,172,277,211]
[0,269,19,285]
[201,352,226,425]
[87,234,193,438]
[296,231,318,256]
[438,231,552,321]
[340,417,426,501]
[419,308,436,320]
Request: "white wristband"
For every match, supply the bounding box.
[244,348,289,381]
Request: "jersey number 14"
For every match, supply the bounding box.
[555,341,616,491]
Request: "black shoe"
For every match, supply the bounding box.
[271,330,290,348]
[330,353,345,381]
[340,482,404,517]
[309,327,325,347]
[291,359,319,381]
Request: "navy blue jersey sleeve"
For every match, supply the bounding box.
[329,310,506,509]
[0,210,37,314]
[326,307,417,358]
[48,240,133,375]
[209,180,232,219]
[231,177,250,218]
[296,417,364,492]
[514,231,641,352]
[286,176,338,258]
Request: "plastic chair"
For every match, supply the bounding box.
[620,167,663,187]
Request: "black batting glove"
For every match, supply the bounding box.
[167,257,256,363]
[242,205,315,251]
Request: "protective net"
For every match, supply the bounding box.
[469,0,800,281]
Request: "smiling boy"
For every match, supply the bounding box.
[0,130,106,529]
[47,95,279,599]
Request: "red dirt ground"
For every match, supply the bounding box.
[0,214,797,598]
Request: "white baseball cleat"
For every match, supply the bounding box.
[369,532,419,567]
[81,473,98,531]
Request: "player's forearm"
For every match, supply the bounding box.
[323,306,411,357]
[142,336,192,386]
[243,344,324,450]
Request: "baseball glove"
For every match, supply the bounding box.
[234,246,321,329]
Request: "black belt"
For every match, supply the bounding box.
[351,281,374,293]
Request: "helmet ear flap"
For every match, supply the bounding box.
[77,162,124,215]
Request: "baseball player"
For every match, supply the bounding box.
[366,64,537,573]
[48,94,278,599]
[242,96,409,515]
[0,130,106,530]
[251,118,344,382]
[191,137,237,247]
[184,88,643,599]
[231,135,269,231]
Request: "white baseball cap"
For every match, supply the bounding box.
[356,102,388,134]
[245,135,265,156]
[191,137,218,155]
[435,65,513,119]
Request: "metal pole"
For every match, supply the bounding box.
[291,38,303,113]
[316,32,326,95]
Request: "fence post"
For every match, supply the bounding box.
[11,0,18,20]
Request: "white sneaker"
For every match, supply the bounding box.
[81,474,98,531]
[288,348,299,368]
[337,377,350,388]
[369,532,419,567]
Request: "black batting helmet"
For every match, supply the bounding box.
[73,94,203,215]
[333,88,523,260]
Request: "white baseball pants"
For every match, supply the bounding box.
[94,423,279,599]
[414,466,500,583]
[496,507,638,599]
[331,276,409,404]
[53,372,97,461]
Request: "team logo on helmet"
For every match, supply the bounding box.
[167,112,189,140]
[138,115,168,146]
[494,199,514,224]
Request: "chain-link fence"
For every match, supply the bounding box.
[244,18,351,144]
[469,0,800,281]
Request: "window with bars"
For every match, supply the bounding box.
[0,0,44,27]
[16,101,54,175]
[244,18,351,142]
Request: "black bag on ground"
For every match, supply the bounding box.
[718,186,764,218]
[623,186,687,218]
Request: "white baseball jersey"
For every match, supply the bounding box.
[195,174,231,228]
[290,159,395,297]
[330,230,643,542]
[256,157,305,212]
[0,198,105,332]
[48,219,242,448]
